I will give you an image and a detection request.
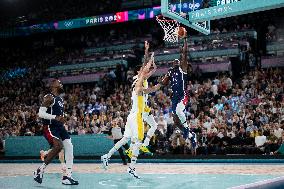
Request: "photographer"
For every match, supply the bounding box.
[170,130,185,154]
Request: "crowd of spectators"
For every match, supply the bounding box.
[1,10,284,156]
[1,60,283,155]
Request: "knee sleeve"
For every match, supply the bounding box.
[146,114,157,138]
[176,101,186,124]
[144,114,158,129]
[130,138,141,157]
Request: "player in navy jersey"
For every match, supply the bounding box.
[160,37,193,137]
[33,79,78,185]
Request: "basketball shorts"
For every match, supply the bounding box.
[172,95,189,114]
[124,112,144,141]
[43,124,70,147]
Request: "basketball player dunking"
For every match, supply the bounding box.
[160,37,193,137]
[33,79,78,185]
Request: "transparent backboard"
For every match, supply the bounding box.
[163,0,284,27]
[161,0,211,35]
[188,0,284,22]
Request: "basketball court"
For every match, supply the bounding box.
[1,0,284,189]
[1,163,284,189]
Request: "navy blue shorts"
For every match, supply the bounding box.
[43,124,70,146]
[172,95,189,114]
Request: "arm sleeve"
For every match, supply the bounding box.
[38,107,56,120]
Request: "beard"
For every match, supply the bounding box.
[174,64,179,69]
[58,87,65,94]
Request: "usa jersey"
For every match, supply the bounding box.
[167,66,187,100]
[42,94,64,125]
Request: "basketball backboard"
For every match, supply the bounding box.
[188,0,284,22]
[161,0,211,35]
[161,0,284,35]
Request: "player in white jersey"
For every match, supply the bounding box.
[101,53,160,179]
[125,41,158,157]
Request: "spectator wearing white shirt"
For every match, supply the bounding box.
[255,130,267,152]
[157,116,167,135]
[211,81,218,96]
[274,123,283,139]
[165,112,174,138]
[203,116,212,130]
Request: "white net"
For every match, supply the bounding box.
[156,16,180,43]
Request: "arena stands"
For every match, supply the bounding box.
[0,5,284,156]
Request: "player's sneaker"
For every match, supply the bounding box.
[125,149,133,159]
[33,168,43,184]
[127,167,140,179]
[101,154,109,170]
[62,176,79,185]
[40,150,46,161]
[140,145,153,156]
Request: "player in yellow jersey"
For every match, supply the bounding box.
[101,53,160,179]
[125,41,158,157]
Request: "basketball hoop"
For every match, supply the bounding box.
[156,15,180,43]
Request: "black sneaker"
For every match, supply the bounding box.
[33,168,43,184]
[127,167,140,179]
[62,176,79,185]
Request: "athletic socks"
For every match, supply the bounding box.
[129,157,137,169]
[66,168,72,178]
[39,163,47,172]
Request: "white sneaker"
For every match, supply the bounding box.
[101,154,109,170]
[62,176,79,185]
[127,167,140,179]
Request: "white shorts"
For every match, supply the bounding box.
[124,112,144,141]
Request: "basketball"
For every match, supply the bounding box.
[178,27,187,38]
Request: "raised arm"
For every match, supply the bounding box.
[143,41,150,66]
[180,37,190,73]
[160,67,172,86]
[143,83,161,94]
[143,54,157,79]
